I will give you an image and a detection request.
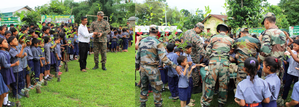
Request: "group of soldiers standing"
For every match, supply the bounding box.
[136,12,288,107]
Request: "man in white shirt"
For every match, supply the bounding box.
[78,16,98,72]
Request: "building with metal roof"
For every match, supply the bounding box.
[0,5,32,17]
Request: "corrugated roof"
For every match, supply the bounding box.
[202,14,228,23]
[0,5,32,13]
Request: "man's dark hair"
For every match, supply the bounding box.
[81,16,87,20]
[218,26,228,32]
[166,43,175,52]
[43,36,50,43]
[185,42,192,49]
[174,48,180,53]
[7,36,16,44]
[42,22,46,24]
[42,26,50,32]
[21,27,27,32]
[0,26,4,31]
[175,39,181,42]
[23,25,29,29]
[177,56,187,66]
[265,17,276,24]
[5,31,11,35]
[293,40,299,45]
[10,24,14,27]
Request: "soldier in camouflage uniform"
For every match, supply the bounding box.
[127,22,132,29]
[136,25,180,107]
[90,11,110,70]
[201,24,234,107]
[259,12,287,107]
[234,28,261,89]
[182,22,205,92]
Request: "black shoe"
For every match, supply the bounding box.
[155,104,162,107]
[93,63,99,70]
[140,103,146,107]
[202,104,209,107]
[192,86,202,94]
[3,101,15,107]
[218,104,224,107]
[102,63,107,70]
[46,77,52,81]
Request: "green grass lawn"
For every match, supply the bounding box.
[10,46,135,106]
[135,76,295,107]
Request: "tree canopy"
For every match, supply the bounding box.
[14,0,135,27]
[278,0,299,26]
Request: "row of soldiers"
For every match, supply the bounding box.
[136,12,290,107]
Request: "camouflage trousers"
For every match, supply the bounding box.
[201,57,229,106]
[94,42,107,64]
[277,64,285,106]
[235,64,247,92]
[139,65,163,105]
[191,65,200,87]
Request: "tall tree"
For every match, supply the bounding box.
[278,0,299,26]
[135,0,182,25]
[227,0,266,32]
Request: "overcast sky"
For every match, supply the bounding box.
[0,0,83,10]
[1,0,281,14]
[136,0,281,14]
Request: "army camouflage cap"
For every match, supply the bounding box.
[97,11,104,16]
[261,12,275,25]
[149,25,159,33]
[240,28,249,32]
[195,22,205,31]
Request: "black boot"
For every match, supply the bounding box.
[140,103,146,107]
[102,63,107,70]
[218,103,224,107]
[155,104,162,107]
[203,104,209,107]
[93,63,99,70]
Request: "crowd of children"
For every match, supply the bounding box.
[0,23,80,107]
[105,27,133,53]
[0,22,134,106]
[135,29,299,107]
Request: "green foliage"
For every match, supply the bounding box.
[227,0,266,33]
[278,0,299,26]
[13,0,133,26]
[135,0,182,26]
[203,6,212,18]
[15,10,40,25]
[182,8,204,30]
[263,5,289,29]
